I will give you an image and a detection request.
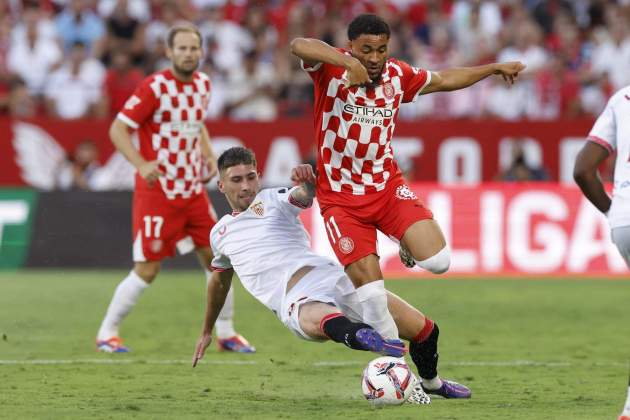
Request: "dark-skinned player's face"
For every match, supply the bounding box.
[348,33,389,83]
[167,31,202,77]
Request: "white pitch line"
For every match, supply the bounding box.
[0,359,258,366]
[0,359,626,367]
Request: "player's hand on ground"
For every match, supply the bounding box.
[138,160,165,185]
[291,164,316,185]
[201,157,218,183]
[345,58,371,87]
[494,61,526,85]
[192,332,212,367]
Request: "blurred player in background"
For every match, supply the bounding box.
[573,83,630,420]
[96,23,254,354]
[290,14,521,396]
[192,147,471,402]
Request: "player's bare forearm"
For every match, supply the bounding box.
[109,118,147,169]
[199,125,215,160]
[290,182,315,208]
[290,38,357,69]
[424,62,525,94]
[199,125,217,181]
[290,164,316,207]
[574,142,612,214]
[201,270,232,334]
[192,269,231,367]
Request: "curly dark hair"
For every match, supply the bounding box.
[347,14,390,40]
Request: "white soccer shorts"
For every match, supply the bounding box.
[279,262,363,341]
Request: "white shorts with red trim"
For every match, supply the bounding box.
[279,262,362,341]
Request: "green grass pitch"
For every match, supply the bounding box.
[0,271,628,419]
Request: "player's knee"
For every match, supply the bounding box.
[415,246,450,274]
[134,263,160,283]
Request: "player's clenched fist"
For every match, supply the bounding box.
[138,160,165,184]
[345,58,371,87]
[291,164,316,185]
[494,61,526,85]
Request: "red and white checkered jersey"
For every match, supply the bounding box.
[117,69,211,200]
[303,50,431,205]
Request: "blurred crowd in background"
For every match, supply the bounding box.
[1,0,630,122]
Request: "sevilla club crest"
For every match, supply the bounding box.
[250,201,264,217]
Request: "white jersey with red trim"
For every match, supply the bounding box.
[117,69,211,200]
[210,187,334,314]
[302,50,431,205]
[587,84,630,228]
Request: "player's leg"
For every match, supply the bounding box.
[96,190,178,353]
[194,246,255,353]
[400,220,450,274]
[322,206,399,340]
[296,302,403,356]
[378,181,450,274]
[279,263,403,355]
[96,261,160,352]
[386,291,471,399]
[377,179,451,274]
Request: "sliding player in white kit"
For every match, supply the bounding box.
[573,84,630,420]
[192,147,472,404]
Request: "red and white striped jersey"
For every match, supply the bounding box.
[117,69,211,200]
[303,49,431,205]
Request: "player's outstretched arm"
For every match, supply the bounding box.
[110,118,164,184]
[192,269,233,367]
[289,164,316,208]
[574,141,612,214]
[290,38,370,86]
[422,62,526,94]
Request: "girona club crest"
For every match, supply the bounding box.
[395,185,418,201]
[150,239,163,253]
[339,236,355,254]
[383,82,394,100]
[250,201,264,217]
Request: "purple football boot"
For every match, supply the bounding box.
[422,379,471,399]
[355,328,406,358]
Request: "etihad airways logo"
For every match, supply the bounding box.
[343,104,393,118]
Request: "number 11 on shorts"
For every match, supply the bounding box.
[326,216,341,244]
[143,216,164,238]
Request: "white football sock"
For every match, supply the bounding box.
[355,280,399,340]
[97,270,149,340]
[205,269,236,339]
[215,287,236,339]
[421,376,443,390]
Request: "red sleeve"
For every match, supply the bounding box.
[397,60,431,103]
[116,77,159,129]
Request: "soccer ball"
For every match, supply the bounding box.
[361,356,417,406]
